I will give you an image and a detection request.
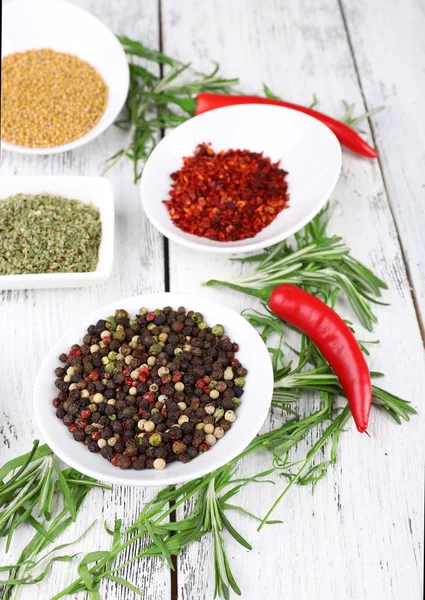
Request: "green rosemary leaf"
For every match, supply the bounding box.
[0,442,51,482]
[106,575,142,595]
[217,507,252,550]
[117,36,179,66]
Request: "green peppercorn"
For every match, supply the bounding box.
[154,309,161,316]
[113,329,126,341]
[89,404,97,412]
[101,356,109,365]
[105,316,117,331]
[192,312,203,323]
[208,380,217,389]
[151,408,159,414]
[129,316,138,326]
[232,398,241,407]
[150,433,162,447]
[213,407,224,422]
[115,309,128,319]
[108,414,117,421]
[136,433,145,446]
[108,351,118,361]
[139,307,148,315]
[198,321,208,330]
[147,323,156,331]
[234,377,245,387]
[174,347,183,356]
[149,343,162,356]
[212,324,224,337]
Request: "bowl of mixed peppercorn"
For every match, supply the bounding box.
[34,293,273,486]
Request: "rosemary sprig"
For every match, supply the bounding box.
[0,441,110,599]
[102,37,238,181]
[206,205,388,330]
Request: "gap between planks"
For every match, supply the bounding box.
[337,0,425,344]
[157,0,179,597]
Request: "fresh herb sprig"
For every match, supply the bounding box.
[0,441,110,599]
[206,205,388,330]
[102,37,238,181]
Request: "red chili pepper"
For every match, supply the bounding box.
[195,93,377,159]
[268,284,371,432]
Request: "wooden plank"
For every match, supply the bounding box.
[340,0,425,325]
[0,1,170,599]
[161,0,424,598]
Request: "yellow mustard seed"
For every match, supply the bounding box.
[1,48,108,147]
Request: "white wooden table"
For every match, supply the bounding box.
[1,1,424,599]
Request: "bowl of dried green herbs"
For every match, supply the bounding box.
[0,176,114,289]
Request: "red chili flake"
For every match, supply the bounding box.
[89,370,99,380]
[164,143,290,241]
[103,336,111,345]
[111,454,119,467]
[91,432,101,441]
[68,423,77,433]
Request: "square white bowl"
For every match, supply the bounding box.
[0,176,114,289]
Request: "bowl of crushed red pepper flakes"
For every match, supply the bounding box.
[164,143,290,242]
[34,293,273,486]
[141,104,342,253]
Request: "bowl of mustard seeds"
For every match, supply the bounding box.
[1,0,129,154]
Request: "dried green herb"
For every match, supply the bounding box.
[0,193,101,275]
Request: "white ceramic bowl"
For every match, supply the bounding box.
[0,176,114,289]
[1,0,129,154]
[34,293,273,486]
[141,104,342,254]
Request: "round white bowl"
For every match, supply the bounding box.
[1,0,129,155]
[34,293,273,487]
[141,104,342,254]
